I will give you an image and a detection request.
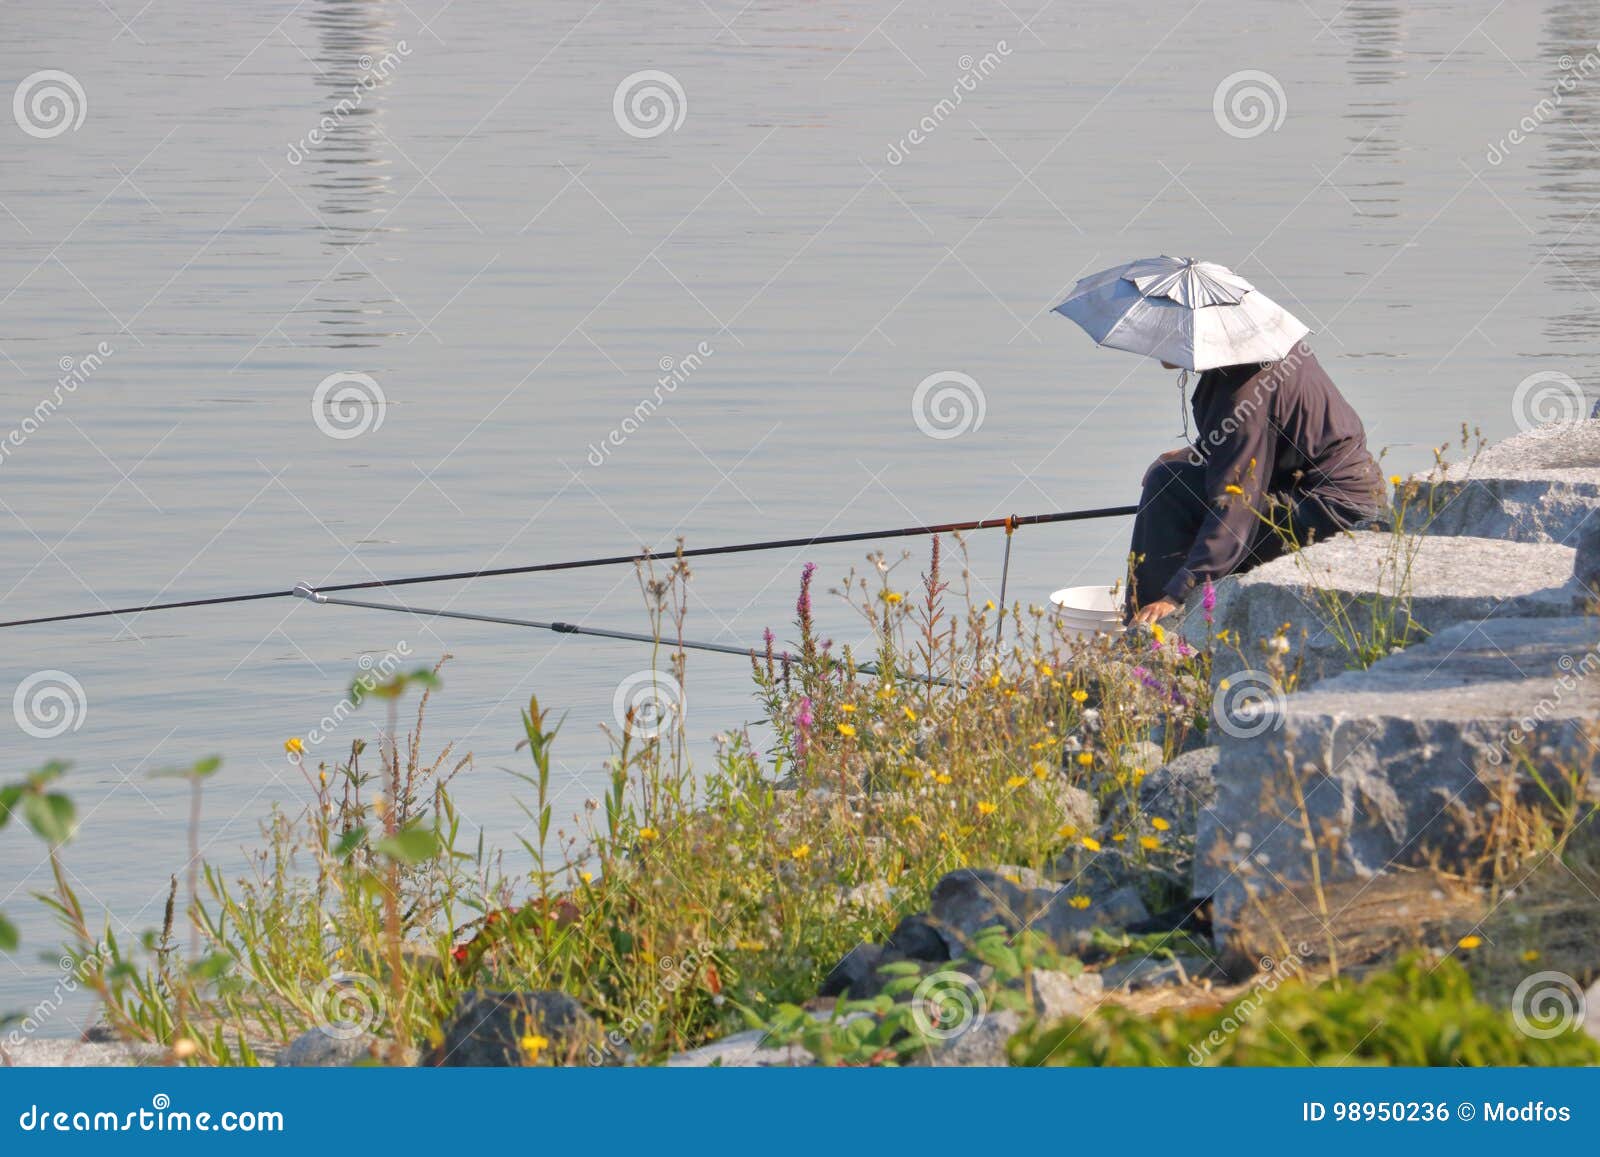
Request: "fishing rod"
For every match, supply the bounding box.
[0,502,1137,630]
[295,586,957,686]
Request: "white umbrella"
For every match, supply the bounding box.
[1053,256,1309,371]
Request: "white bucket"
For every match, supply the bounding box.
[1049,585,1125,638]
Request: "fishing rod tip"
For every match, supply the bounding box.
[292,582,328,604]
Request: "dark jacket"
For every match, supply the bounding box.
[1166,343,1384,600]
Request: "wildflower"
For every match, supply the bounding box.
[1071,689,1088,704]
[1039,664,1053,677]
[840,703,857,714]
[1006,775,1027,789]
[1150,623,1165,644]
[877,686,896,700]
[1270,635,1291,655]
[520,1033,550,1063]
[1522,949,1541,963]
[976,801,997,816]
[1066,895,1091,910]
[984,600,995,611]
[837,722,857,737]
[1151,817,1170,831]
[1032,762,1049,779]
[285,737,305,755]
[1075,752,1094,766]
[1111,833,1127,842]
[1080,836,1101,852]
[1132,767,1147,783]
[987,673,1003,689]
[1202,580,1216,625]
[1389,474,1403,486]
[1224,484,1244,496]
[638,827,659,842]
[580,871,594,884]
[933,773,952,786]
[903,706,917,722]
[883,591,904,604]
[1457,934,1483,951]
[1139,835,1160,850]
[1055,824,1077,838]
[790,844,810,860]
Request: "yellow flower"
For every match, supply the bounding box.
[1111,832,1127,843]
[934,773,952,786]
[1080,836,1101,852]
[1055,824,1077,839]
[520,1033,550,1062]
[1006,775,1027,788]
[285,737,305,755]
[790,844,810,860]
[884,591,903,604]
[987,673,1002,689]
[1032,762,1048,779]
[1067,895,1090,910]
[877,686,896,700]
[1150,624,1165,643]
[1217,678,1230,691]
[903,706,917,722]
[976,801,997,816]
[1039,664,1053,677]
[1139,835,1161,850]
[1224,484,1244,495]
[1071,689,1088,703]
[1151,817,1170,832]
[580,871,593,884]
[837,722,857,737]
[1457,934,1483,950]
[1389,474,1403,486]
[1522,949,1541,963]
[840,703,856,713]
[638,827,659,842]
[1075,752,1094,767]
[984,600,995,611]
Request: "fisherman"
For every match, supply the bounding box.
[1052,256,1384,625]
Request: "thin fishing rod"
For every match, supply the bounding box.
[0,502,1137,630]
[298,587,959,687]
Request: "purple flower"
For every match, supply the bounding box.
[1202,580,1216,625]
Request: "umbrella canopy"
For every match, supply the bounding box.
[1053,256,1309,371]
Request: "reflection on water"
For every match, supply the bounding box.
[1341,2,1406,220]
[1537,0,1600,347]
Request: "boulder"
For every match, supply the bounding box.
[885,913,950,963]
[928,868,1149,957]
[911,1008,1022,1066]
[281,1028,379,1067]
[1413,420,1600,543]
[1031,884,1151,955]
[426,990,613,1066]
[1127,746,1219,838]
[1180,531,1577,689]
[1194,616,1600,943]
[1099,953,1219,992]
[818,943,885,998]
[665,1027,814,1067]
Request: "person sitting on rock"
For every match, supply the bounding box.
[1126,342,1385,625]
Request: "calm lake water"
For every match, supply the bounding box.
[2,0,1597,1022]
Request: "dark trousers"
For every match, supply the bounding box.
[1128,456,1352,612]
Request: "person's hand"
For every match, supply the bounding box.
[1130,595,1181,625]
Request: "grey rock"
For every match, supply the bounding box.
[1414,420,1600,543]
[818,942,885,998]
[911,1008,1022,1067]
[1038,779,1098,834]
[665,1028,815,1068]
[0,1039,169,1067]
[1134,747,1220,838]
[1586,979,1600,1045]
[885,913,950,963]
[281,1028,378,1067]
[928,867,1058,954]
[1024,968,1104,1021]
[1194,616,1600,943]
[1179,531,1578,689]
[1099,954,1218,992]
[1033,884,1151,954]
[427,990,613,1066]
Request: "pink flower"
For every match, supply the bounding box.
[1202,580,1216,625]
